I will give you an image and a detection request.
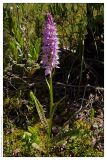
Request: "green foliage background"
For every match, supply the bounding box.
[4,3,103,66]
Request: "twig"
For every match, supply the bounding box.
[56,82,104,91]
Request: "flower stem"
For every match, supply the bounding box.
[47,73,54,155]
[48,73,53,138]
[49,73,53,116]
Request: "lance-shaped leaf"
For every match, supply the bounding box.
[30,91,48,129]
[45,77,50,90]
[51,96,66,118]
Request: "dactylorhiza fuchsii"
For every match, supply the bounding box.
[41,13,59,76]
[30,13,64,151]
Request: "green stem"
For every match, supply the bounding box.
[47,73,54,155]
[49,73,53,116]
[48,73,53,139]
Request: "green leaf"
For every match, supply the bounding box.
[30,91,48,129]
[28,126,36,134]
[22,132,32,142]
[51,96,66,117]
[45,78,50,90]
[90,108,95,121]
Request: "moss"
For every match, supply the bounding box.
[3,127,25,156]
[49,119,103,157]
[65,119,104,157]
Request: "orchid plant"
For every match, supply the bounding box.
[30,13,65,153]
